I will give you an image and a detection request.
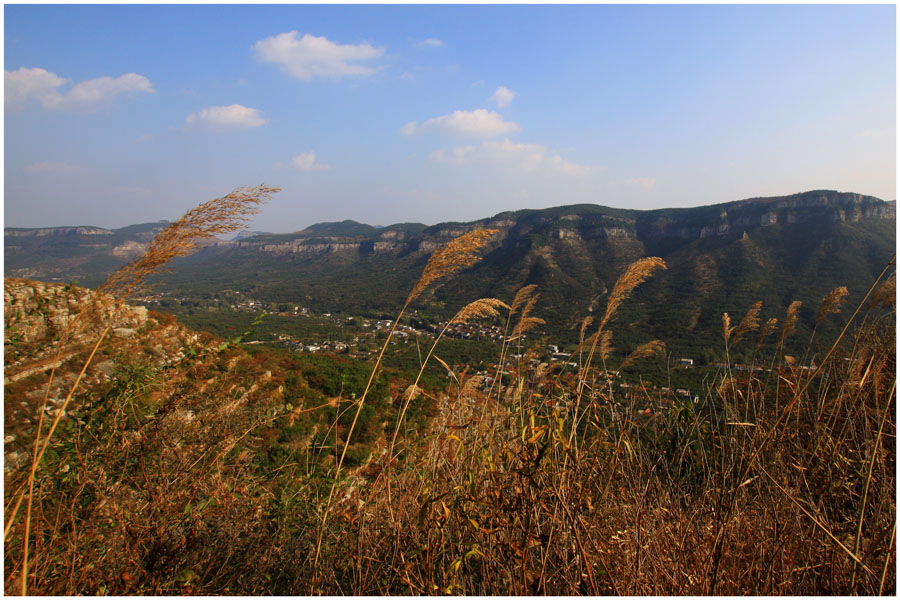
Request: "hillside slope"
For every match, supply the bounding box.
[4,278,415,593]
[4,268,895,594]
[6,190,895,358]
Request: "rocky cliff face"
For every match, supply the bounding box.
[210,190,894,258]
[5,222,202,284]
[5,226,114,237]
[4,191,895,284]
[636,192,895,240]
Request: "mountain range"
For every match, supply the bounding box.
[5,190,895,359]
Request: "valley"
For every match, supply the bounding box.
[8,189,895,363]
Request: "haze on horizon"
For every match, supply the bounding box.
[4,4,896,234]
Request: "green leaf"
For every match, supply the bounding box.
[176,568,199,585]
[465,547,484,560]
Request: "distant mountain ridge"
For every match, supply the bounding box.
[5,226,115,237]
[5,190,895,359]
[207,190,894,254]
[161,190,894,359]
[7,191,893,262]
[6,220,188,284]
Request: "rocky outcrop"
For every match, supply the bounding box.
[261,241,363,255]
[378,230,407,241]
[112,240,147,258]
[5,279,149,372]
[373,241,403,252]
[5,191,895,285]
[638,192,894,240]
[4,279,210,474]
[5,226,113,237]
[557,228,582,240]
[203,192,893,257]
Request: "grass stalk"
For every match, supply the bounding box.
[850,379,895,589]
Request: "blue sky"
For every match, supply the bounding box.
[4,4,896,232]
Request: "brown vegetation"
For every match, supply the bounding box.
[3,206,895,595]
[4,185,277,595]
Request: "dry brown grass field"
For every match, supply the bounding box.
[4,189,896,595]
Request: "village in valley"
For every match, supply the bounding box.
[133,288,737,416]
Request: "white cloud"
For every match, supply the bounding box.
[66,74,153,105]
[253,31,385,80]
[624,177,657,189]
[136,134,153,143]
[430,138,591,175]
[418,38,444,48]
[490,86,515,108]
[290,152,329,171]
[24,162,80,175]
[185,104,266,131]
[5,67,154,111]
[401,109,521,138]
[5,67,66,109]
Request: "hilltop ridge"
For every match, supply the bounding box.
[8,190,892,284]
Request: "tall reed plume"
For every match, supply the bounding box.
[756,317,778,351]
[778,300,803,346]
[512,293,545,338]
[598,257,667,332]
[618,339,666,371]
[816,286,849,326]
[103,185,278,298]
[450,297,510,324]
[732,300,762,345]
[510,283,539,316]
[407,229,499,305]
[869,273,895,311]
[580,257,666,380]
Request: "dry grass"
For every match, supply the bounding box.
[5,221,895,595]
[407,229,498,305]
[598,256,666,332]
[311,228,499,582]
[817,286,849,326]
[732,300,762,345]
[778,299,803,346]
[5,185,277,595]
[322,258,895,596]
